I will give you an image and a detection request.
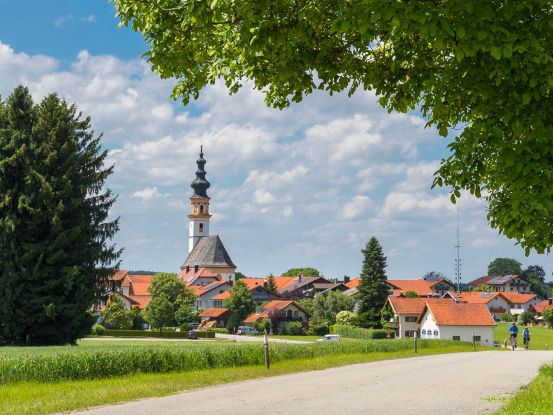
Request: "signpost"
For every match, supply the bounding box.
[414,331,418,353]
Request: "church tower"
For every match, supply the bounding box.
[188,146,211,253]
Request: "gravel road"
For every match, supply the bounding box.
[68,350,553,415]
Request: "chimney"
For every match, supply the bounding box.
[344,275,350,283]
[186,266,190,273]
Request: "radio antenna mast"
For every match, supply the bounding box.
[454,207,462,293]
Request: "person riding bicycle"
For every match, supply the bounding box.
[508,322,519,350]
[523,327,531,350]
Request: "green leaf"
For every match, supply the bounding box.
[490,47,502,60]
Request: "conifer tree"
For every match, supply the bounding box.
[356,237,389,328]
[266,275,278,295]
[0,86,120,345]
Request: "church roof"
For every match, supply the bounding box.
[191,146,210,198]
[182,235,236,269]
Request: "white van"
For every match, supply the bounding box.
[317,334,340,342]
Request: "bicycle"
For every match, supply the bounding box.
[510,334,517,351]
[523,337,530,350]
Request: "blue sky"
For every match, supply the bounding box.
[1,1,551,281]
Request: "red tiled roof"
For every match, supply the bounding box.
[387,297,453,315]
[266,276,297,290]
[199,308,230,318]
[110,270,129,281]
[241,278,267,289]
[128,295,152,309]
[188,281,229,297]
[387,278,450,297]
[468,276,495,286]
[345,278,360,289]
[457,291,512,305]
[179,267,218,284]
[243,300,303,324]
[420,302,496,326]
[212,291,230,300]
[243,312,269,324]
[500,292,537,304]
[531,300,553,314]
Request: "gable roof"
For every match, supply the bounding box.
[181,235,236,269]
[189,281,229,297]
[387,278,452,297]
[199,308,231,318]
[243,300,309,324]
[530,299,553,314]
[418,302,495,326]
[179,267,218,284]
[500,292,537,304]
[456,291,513,305]
[387,297,453,315]
[468,275,525,286]
[345,278,360,289]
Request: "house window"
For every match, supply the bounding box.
[405,316,417,322]
[433,330,438,337]
[452,336,461,341]
[421,329,427,336]
[213,300,223,308]
[473,335,481,342]
[294,310,299,317]
[405,330,415,338]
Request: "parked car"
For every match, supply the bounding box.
[188,330,197,340]
[237,326,258,335]
[317,334,340,342]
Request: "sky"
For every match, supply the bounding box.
[1,1,551,281]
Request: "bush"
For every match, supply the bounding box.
[193,331,216,339]
[253,318,272,334]
[226,313,242,333]
[518,311,535,325]
[179,323,192,332]
[308,324,329,336]
[542,309,553,328]
[207,328,228,334]
[90,324,105,335]
[335,311,356,325]
[330,324,395,340]
[286,322,305,335]
[100,329,190,339]
[500,313,514,322]
[0,338,471,384]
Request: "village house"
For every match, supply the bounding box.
[198,308,232,328]
[529,298,553,316]
[385,297,454,338]
[118,273,154,309]
[190,281,232,310]
[243,300,310,332]
[417,302,496,346]
[468,275,532,293]
[211,278,281,307]
[387,278,456,297]
[501,292,541,314]
[270,275,334,299]
[444,291,513,321]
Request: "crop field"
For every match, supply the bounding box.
[0,338,470,385]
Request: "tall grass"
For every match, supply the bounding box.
[0,339,465,384]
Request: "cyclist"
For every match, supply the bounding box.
[523,326,531,350]
[508,322,519,351]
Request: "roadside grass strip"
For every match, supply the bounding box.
[495,363,553,415]
[0,344,483,415]
[0,339,468,384]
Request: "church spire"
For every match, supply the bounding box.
[191,145,210,198]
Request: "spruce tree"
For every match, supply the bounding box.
[0,86,120,345]
[266,275,278,295]
[356,237,389,328]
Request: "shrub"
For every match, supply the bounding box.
[330,324,394,339]
[253,318,272,334]
[207,328,228,334]
[542,309,553,328]
[179,323,192,332]
[500,313,514,322]
[90,324,105,335]
[518,311,535,325]
[193,331,216,339]
[335,311,356,325]
[226,313,242,333]
[308,324,329,336]
[100,329,190,338]
[286,322,305,335]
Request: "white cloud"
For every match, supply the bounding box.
[54,14,74,28]
[1,41,546,281]
[81,14,97,23]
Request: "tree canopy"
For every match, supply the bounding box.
[312,291,354,325]
[114,0,553,254]
[0,86,120,345]
[487,258,523,276]
[224,279,256,321]
[145,273,196,327]
[282,267,320,277]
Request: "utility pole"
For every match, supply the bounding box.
[454,207,462,293]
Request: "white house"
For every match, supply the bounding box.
[417,302,496,346]
[501,293,541,314]
[386,297,454,338]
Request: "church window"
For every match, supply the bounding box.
[200,205,204,213]
[199,223,204,232]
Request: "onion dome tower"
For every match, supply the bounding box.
[188,146,211,253]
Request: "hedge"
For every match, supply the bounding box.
[330,325,395,340]
[99,330,190,339]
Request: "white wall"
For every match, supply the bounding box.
[189,219,209,253]
[195,283,231,309]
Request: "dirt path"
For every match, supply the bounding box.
[68,350,553,415]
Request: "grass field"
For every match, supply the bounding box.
[494,322,553,350]
[0,343,483,415]
[494,363,553,415]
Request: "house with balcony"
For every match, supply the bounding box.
[243,300,310,332]
[467,275,532,293]
[444,291,513,320]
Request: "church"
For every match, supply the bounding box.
[178,147,237,284]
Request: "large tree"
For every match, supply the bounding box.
[522,265,547,283]
[114,1,553,254]
[487,258,523,276]
[147,272,196,326]
[357,237,389,328]
[103,295,133,330]
[282,267,320,277]
[224,279,256,321]
[313,291,354,325]
[0,86,119,345]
